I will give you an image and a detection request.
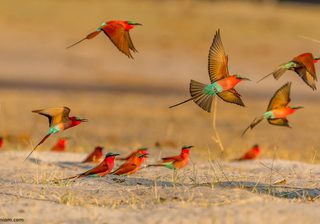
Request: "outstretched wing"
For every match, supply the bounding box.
[267,82,291,111]
[101,23,133,58]
[292,53,317,80]
[268,118,290,127]
[217,88,245,106]
[32,107,71,127]
[295,67,317,90]
[208,29,229,83]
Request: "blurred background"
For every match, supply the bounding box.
[0,0,319,161]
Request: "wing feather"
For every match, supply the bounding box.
[267,82,291,111]
[208,29,229,83]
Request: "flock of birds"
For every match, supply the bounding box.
[2,19,318,180]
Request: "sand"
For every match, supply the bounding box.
[0,151,319,224]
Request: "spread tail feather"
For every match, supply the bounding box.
[242,116,264,137]
[190,79,213,112]
[24,133,52,161]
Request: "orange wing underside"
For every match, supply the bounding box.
[293,53,317,79]
[102,24,135,58]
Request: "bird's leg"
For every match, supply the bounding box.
[211,97,225,154]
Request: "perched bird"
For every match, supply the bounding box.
[62,152,119,180]
[0,137,3,150]
[111,153,148,175]
[51,138,68,152]
[82,146,104,163]
[169,30,250,112]
[242,82,303,136]
[66,20,142,58]
[148,145,193,170]
[26,107,87,160]
[118,147,148,161]
[258,53,320,90]
[234,144,260,161]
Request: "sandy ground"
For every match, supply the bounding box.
[0,151,319,224]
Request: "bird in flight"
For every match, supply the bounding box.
[242,82,303,136]
[26,107,87,160]
[169,29,250,112]
[257,53,319,90]
[66,20,142,58]
[148,145,193,170]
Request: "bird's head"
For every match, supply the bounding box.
[252,144,260,153]
[127,21,143,26]
[70,116,88,126]
[57,138,67,146]
[105,152,120,161]
[181,145,193,154]
[105,152,120,157]
[314,57,320,64]
[290,106,304,111]
[137,152,149,159]
[235,75,251,81]
[138,147,148,155]
[95,146,104,152]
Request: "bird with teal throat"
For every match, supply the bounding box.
[242,82,303,136]
[25,107,87,161]
[66,20,142,58]
[169,29,250,112]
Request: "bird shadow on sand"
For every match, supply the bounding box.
[28,158,93,170]
[103,175,176,187]
[196,181,320,201]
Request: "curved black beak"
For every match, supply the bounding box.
[80,118,88,122]
[240,77,251,81]
[133,23,143,26]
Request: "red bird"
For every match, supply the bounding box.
[234,144,260,161]
[67,20,142,58]
[148,146,193,170]
[62,152,119,180]
[26,107,87,161]
[111,153,148,175]
[82,146,104,163]
[0,137,3,150]
[258,53,320,90]
[118,147,148,162]
[51,138,68,152]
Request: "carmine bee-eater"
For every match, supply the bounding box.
[51,138,68,152]
[0,137,3,150]
[62,152,119,180]
[242,82,303,136]
[148,145,193,170]
[66,20,142,58]
[234,144,260,161]
[111,153,148,175]
[82,146,104,163]
[169,30,250,112]
[258,53,320,90]
[25,107,87,160]
[118,147,148,161]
